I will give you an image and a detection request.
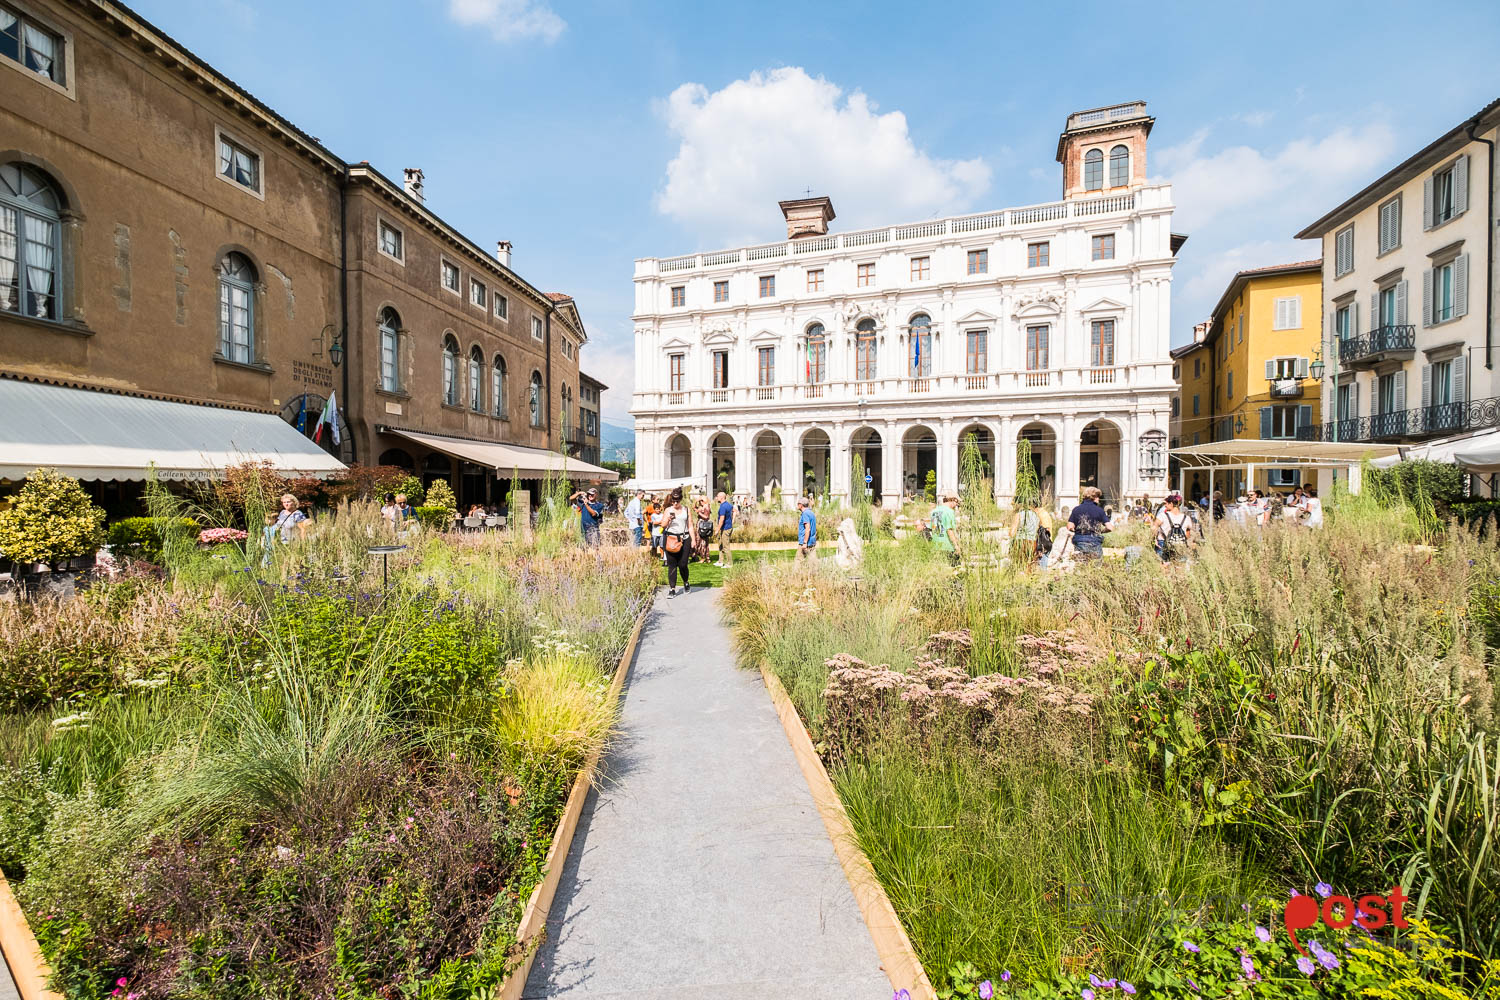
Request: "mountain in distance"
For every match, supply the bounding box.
[600,420,635,461]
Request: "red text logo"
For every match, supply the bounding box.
[1283,886,1409,955]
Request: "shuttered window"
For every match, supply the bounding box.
[1334,224,1354,277]
[1273,296,1302,331]
[1378,196,1401,254]
[1425,155,1468,229]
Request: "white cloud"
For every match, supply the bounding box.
[447,0,564,43]
[654,68,991,242]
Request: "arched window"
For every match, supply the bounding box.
[562,384,572,435]
[806,322,827,383]
[1109,144,1130,188]
[528,371,543,427]
[442,335,459,405]
[492,354,507,418]
[218,252,256,363]
[1084,148,1103,191]
[468,345,484,411]
[0,163,62,320]
[378,307,401,391]
[855,318,878,381]
[908,313,932,377]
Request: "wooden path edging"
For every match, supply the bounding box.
[758,664,937,1000]
[498,603,649,999]
[0,871,61,1000]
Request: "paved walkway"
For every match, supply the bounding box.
[524,586,891,1000]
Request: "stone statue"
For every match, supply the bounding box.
[836,517,865,570]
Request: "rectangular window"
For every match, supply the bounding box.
[713,280,728,303]
[1227,369,1234,399]
[1432,162,1458,226]
[217,134,261,193]
[1379,284,1397,327]
[1378,196,1402,254]
[1335,303,1352,341]
[441,260,460,292]
[807,337,826,383]
[1432,260,1455,323]
[1431,359,1453,407]
[806,268,824,292]
[1027,242,1049,268]
[1271,357,1299,379]
[1090,319,1115,366]
[857,262,875,287]
[1378,372,1398,414]
[967,249,988,274]
[1025,324,1049,370]
[0,6,63,84]
[494,294,508,319]
[758,346,775,386]
[470,279,486,308]
[911,256,930,281]
[1194,358,1201,378]
[1273,296,1301,330]
[1192,394,1200,416]
[1091,234,1115,261]
[1334,224,1354,277]
[965,330,987,373]
[670,285,685,307]
[668,353,685,391]
[1171,397,1180,417]
[378,220,403,262]
[855,334,877,380]
[531,316,543,341]
[712,350,729,388]
[561,338,574,360]
[759,275,775,297]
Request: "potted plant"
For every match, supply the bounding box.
[0,468,108,597]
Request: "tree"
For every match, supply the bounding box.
[0,468,107,567]
[426,479,457,513]
[924,469,937,504]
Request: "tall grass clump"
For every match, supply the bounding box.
[493,651,616,786]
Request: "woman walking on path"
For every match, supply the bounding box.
[693,496,714,561]
[662,488,693,595]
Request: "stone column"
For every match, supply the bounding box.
[735,424,753,498]
[831,421,849,502]
[782,423,800,504]
[939,417,956,497]
[1060,414,1080,508]
[997,415,1017,505]
[882,420,900,509]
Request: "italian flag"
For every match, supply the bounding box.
[312,390,341,446]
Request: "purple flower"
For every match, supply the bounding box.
[894,991,911,1000]
[1081,991,1095,1000]
[1182,940,1200,953]
[1187,979,1199,992]
[1240,954,1258,980]
[1089,975,1102,988]
[1254,925,1271,943]
[1001,971,1011,983]
[1314,882,1333,899]
[979,981,993,1000]
[1120,984,1136,995]
[1296,955,1316,976]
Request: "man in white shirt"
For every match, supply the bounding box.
[625,492,644,547]
[1303,488,1324,528]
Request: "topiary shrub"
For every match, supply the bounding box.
[391,474,424,507]
[0,468,107,568]
[414,506,452,530]
[924,469,937,504]
[425,480,456,514]
[106,517,199,565]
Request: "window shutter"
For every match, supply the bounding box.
[1455,253,1470,318]
[1378,203,1390,251]
[1298,404,1312,433]
[1454,355,1467,404]
[1423,176,1434,230]
[1455,155,1470,215]
[1396,280,1408,325]
[1351,382,1360,422]
[1297,356,1309,379]
[1370,293,1379,329]
[1291,296,1301,329]
[1259,406,1272,440]
[1421,364,1432,410]
[1265,359,1276,380]
[1394,370,1406,412]
[1352,300,1359,337]
[1422,269,1433,327]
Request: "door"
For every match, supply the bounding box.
[1080,452,1099,491]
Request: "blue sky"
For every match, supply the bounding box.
[132,0,1500,425]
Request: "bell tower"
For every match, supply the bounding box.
[1056,102,1154,199]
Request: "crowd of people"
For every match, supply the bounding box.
[610,488,743,595]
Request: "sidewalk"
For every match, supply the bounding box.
[523,586,890,999]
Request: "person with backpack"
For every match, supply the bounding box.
[661,488,693,595]
[1154,493,1196,563]
[1009,500,1054,569]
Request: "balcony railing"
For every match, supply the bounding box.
[1297,395,1500,442]
[908,377,931,393]
[709,389,728,403]
[1268,379,1304,399]
[964,374,990,390]
[1336,325,1416,366]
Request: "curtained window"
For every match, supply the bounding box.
[0,163,62,320]
[218,252,256,363]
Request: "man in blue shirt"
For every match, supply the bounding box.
[573,487,604,547]
[1065,486,1109,561]
[796,496,817,562]
[713,490,735,567]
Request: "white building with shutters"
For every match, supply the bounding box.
[1297,97,1500,445]
[630,103,1183,509]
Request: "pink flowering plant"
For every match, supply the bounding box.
[197,527,248,545]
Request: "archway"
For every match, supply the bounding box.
[849,426,882,501]
[902,425,938,502]
[1079,419,1125,504]
[710,431,736,494]
[956,424,995,497]
[754,430,782,500]
[800,429,831,499]
[379,448,414,470]
[1016,422,1057,502]
[665,433,692,478]
[422,452,452,492]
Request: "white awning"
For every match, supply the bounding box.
[1171,439,1401,465]
[0,379,347,481]
[1385,427,1500,473]
[383,427,618,482]
[619,476,697,492]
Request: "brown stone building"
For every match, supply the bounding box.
[577,372,606,466]
[0,0,608,510]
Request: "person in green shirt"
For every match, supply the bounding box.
[927,494,961,563]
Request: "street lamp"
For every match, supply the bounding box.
[1309,346,1337,443]
[328,334,345,368]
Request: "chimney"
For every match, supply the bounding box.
[403,167,425,203]
[495,240,512,267]
[778,196,836,240]
[1193,320,1210,343]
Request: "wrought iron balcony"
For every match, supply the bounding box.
[1268,378,1304,399]
[1335,325,1416,369]
[1295,396,1500,443]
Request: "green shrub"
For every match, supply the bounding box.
[414,505,451,530]
[425,479,457,513]
[105,517,198,565]
[0,468,107,567]
[1368,459,1466,503]
[391,473,424,506]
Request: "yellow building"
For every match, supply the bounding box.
[1192,260,1324,497]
